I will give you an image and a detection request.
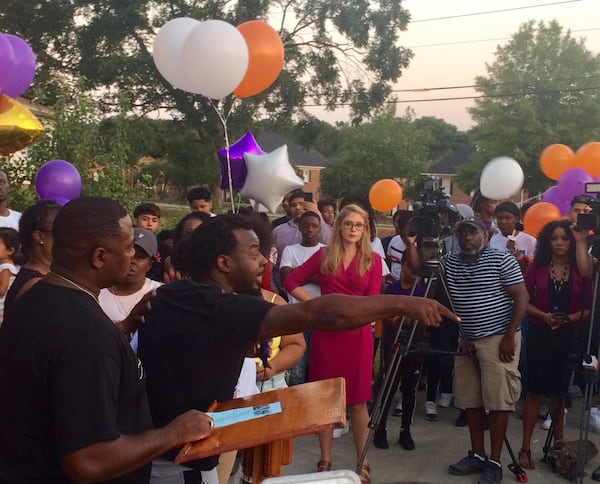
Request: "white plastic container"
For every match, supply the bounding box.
[263,470,360,483]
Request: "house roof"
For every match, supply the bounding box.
[426,144,474,175]
[256,132,327,168]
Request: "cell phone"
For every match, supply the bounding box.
[304,192,313,202]
[552,311,570,322]
[577,212,597,231]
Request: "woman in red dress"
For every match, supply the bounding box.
[284,204,382,484]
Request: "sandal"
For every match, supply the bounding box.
[316,460,331,472]
[359,464,371,484]
[518,448,535,470]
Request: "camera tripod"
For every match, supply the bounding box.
[357,259,527,482]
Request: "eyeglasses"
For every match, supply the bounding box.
[342,221,365,230]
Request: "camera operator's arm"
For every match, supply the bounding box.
[403,234,421,274]
[573,226,593,278]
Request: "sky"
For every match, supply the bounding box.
[304,0,600,131]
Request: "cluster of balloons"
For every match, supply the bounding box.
[34,160,82,206]
[0,32,44,156]
[369,179,403,212]
[153,18,284,100]
[540,142,600,216]
[216,131,303,212]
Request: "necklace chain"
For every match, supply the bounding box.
[49,271,99,303]
[550,261,569,293]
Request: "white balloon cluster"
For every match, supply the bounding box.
[153,18,249,99]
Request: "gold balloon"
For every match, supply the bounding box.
[0,95,45,156]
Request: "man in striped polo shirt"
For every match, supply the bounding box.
[443,219,529,484]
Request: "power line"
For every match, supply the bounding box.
[303,85,600,108]
[408,27,600,49]
[390,74,600,93]
[410,0,583,23]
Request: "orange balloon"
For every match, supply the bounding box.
[523,202,562,237]
[539,144,574,180]
[369,179,403,212]
[234,21,284,98]
[573,142,600,177]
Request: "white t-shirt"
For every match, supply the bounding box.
[371,237,391,278]
[99,278,162,353]
[0,210,21,231]
[386,235,407,281]
[280,243,325,304]
[489,230,537,258]
[0,262,18,312]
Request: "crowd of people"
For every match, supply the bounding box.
[1,167,600,484]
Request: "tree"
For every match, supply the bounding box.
[413,116,470,163]
[1,0,414,126]
[458,20,600,194]
[24,78,149,211]
[320,107,430,198]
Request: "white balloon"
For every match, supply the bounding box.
[479,156,524,200]
[241,145,304,213]
[180,20,249,99]
[152,17,201,92]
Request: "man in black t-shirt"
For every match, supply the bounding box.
[138,214,459,475]
[0,197,214,483]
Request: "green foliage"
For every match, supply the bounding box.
[320,107,431,198]
[1,0,413,126]
[461,20,600,194]
[414,116,470,162]
[27,78,148,211]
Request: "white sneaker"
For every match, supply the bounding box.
[333,422,350,438]
[425,401,439,421]
[437,393,453,408]
[541,409,568,430]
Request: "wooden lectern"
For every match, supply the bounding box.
[175,378,346,483]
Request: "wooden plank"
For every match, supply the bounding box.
[175,378,346,464]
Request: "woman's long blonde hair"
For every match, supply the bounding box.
[321,203,373,277]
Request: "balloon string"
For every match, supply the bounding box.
[210,99,236,213]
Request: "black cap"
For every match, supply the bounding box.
[457,219,486,233]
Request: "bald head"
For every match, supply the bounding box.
[52,197,129,268]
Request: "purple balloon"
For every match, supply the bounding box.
[35,160,82,206]
[542,186,571,216]
[0,34,16,95]
[1,34,36,98]
[557,167,592,202]
[217,131,264,190]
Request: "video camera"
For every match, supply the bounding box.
[409,176,459,261]
[576,183,600,232]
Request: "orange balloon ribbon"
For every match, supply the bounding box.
[539,144,574,181]
[234,20,284,98]
[0,95,44,156]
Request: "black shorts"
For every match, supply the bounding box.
[526,322,577,396]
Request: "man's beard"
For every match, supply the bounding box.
[460,240,485,257]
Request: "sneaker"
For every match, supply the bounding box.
[541,409,568,430]
[437,392,453,408]
[373,428,389,449]
[448,451,486,475]
[398,429,415,450]
[392,402,403,417]
[425,401,439,421]
[455,409,468,427]
[478,460,502,484]
[333,423,349,438]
